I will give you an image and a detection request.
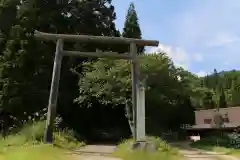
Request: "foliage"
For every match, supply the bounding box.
[0,144,66,160]
[75,53,195,133]
[200,69,240,108]
[0,119,85,160]
[76,53,177,106]
[218,88,227,108]
[190,136,240,156]
[114,137,182,160]
[0,0,121,138]
[122,2,144,53]
[191,135,229,148]
[212,112,224,128]
[0,121,84,149]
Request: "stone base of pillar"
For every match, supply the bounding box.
[131,141,157,152]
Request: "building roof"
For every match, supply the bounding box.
[195,106,240,113]
[186,122,240,130]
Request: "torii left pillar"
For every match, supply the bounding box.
[45,39,63,143]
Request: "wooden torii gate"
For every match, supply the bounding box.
[34,31,159,143]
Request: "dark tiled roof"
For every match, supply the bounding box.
[195,106,240,113]
[186,122,240,130]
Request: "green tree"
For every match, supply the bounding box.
[75,53,193,134]
[202,90,216,109]
[0,0,119,127]
[230,79,240,106]
[0,0,18,36]
[176,96,195,125]
[198,69,240,108]
[213,112,224,128]
[122,2,144,53]
[218,88,227,109]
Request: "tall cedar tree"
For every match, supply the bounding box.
[122,2,144,53]
[218,87,227,108]
[230,79,240,106]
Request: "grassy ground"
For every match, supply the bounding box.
[0,144,66,160]
[191,136,240,157]
[0,121,85,160]
[114,137,184,160]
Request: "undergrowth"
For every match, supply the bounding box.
[0,121,85,160]
[191,135,240,156]
[0,121,85,149]
[114,137,183,160]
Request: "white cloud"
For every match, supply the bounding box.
[192,53,203,62]
[149,44,203,70]
[175,0,240,47]
[207,33,240,47]
[149,44,189,69]
[224,61,230,65]
[196,71,207,77]
[172,0,240,69]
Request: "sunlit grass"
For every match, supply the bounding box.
[191,136,240,157]
[114,137,183,160]
[0,121,85,160]
[0,144,65,160]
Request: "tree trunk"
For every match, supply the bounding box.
[125,103,134,137]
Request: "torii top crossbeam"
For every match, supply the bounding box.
[34,31,159,47]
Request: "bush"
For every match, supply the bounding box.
[190,135,240,155]
[20,121,46,142]
[0,144,66,160]
[0,121,85,149]
[191,135,230,148]
[114,137,182,160]
[53,129,85,149]
[0,121,85,160]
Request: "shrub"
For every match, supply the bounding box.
[114,137,182,160]
[0,121,85,149]
[191,135,230,149]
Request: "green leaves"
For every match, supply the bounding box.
[76,53,188,106]
[0,0,120,124]
[77,58,131,106]
[75,53,196,130]
[122,2,144,53]
[199,69,240,108]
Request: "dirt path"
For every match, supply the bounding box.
[179,149,225,160]
[179,149,240,160]
[66,145,122,160]
[171,142,240,160]
[66,142,240,160]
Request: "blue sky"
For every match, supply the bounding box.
[112,0,240,76]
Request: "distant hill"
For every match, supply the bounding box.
[189,69,240,110]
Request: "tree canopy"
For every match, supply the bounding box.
[122,2,144,53]
[75,53,195,132]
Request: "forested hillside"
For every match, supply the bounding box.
[197,69,240,109]
[177,68,240,110]
[0,0,239,141]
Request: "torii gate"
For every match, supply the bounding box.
[34,31,159,144]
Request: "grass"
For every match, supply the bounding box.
[191,136,240,157]
[0,144,66,160]
[114,137,184,160]
[0,121,85,160]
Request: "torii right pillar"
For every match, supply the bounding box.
[136,84,146,142]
